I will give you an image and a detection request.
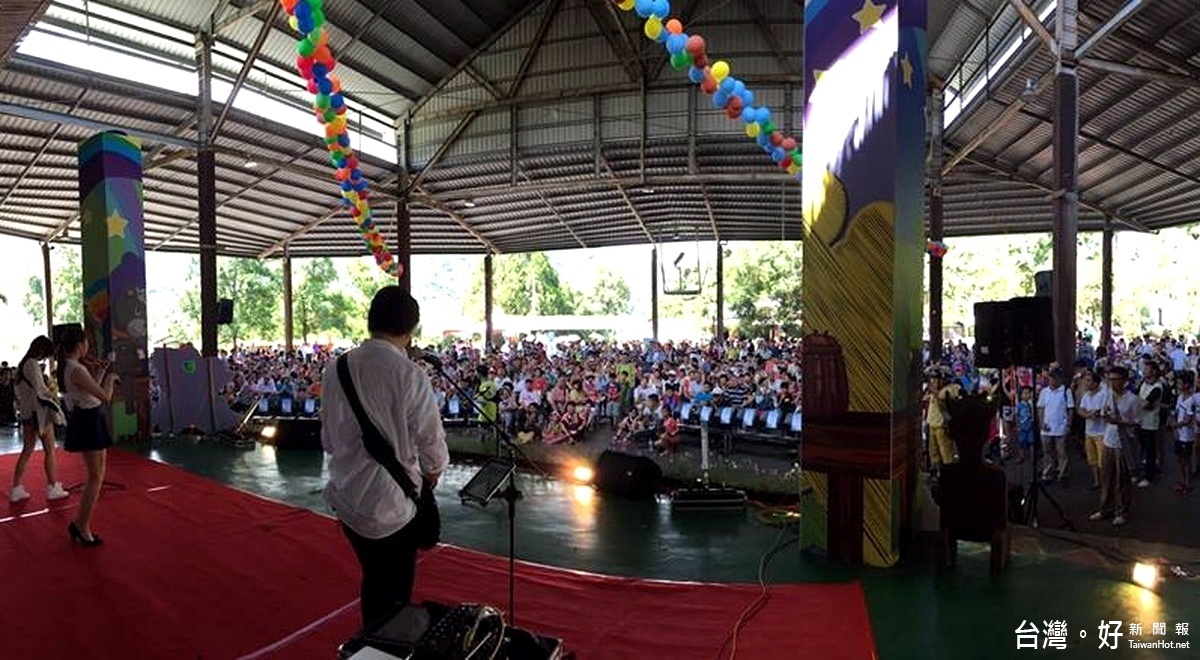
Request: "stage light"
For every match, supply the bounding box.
[462,199,477,208]
[572,465,594,484]
[1132,563,1159,590]
[244,160,258,169]
[571,485,595,506]
[260,425,277,439]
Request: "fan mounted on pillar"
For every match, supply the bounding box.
[659,227,704,297]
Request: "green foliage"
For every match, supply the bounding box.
[463,252,579,318]
[22,276,43,329]
[346,258,395,337]
[180,256,282,347]
[726,242,803,338]
[579,267,631,315]
[295,257,354,342]
[39,247,84,326]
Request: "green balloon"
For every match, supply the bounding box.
[670,52,689,70]
[296,38,315,58]
[315,93,331,109]
[763,121,777,135]
[324,108,338,122]
[311,9,325,28]
[307,0,322,8]
[325,136,338,145]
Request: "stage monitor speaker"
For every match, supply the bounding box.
[1034,270,1052,298]
[52,322,83,347]
[216,299,234,325]
[267,418,322,450]
[593,450,662,499]
[973,297,1054,368]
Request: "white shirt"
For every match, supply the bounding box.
[1079,388,1110,437]
[14,358,50,418]
[1037,385,1074,436]
[1177,392,1198,444]
[321,340,449,539]
[63,359,102,410]
[1138,381,1162,431]
[1103,391,1142,449]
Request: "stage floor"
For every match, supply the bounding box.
[3,429,1199,659]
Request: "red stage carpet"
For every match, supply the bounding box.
[0,450,876,659]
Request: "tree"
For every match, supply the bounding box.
[579,267,631,315]
[346,257,396,337]
[22,276,43,329]
[295,257,354,342]
[22,247,84,329]
[463,252,578,319]
[180,256,283,347]
[726,242,804,337]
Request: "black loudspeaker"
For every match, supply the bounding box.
[52,322,83,346]
[216,298,234,325]
[973,297,1054,368]
[1034,270,1052,298]
[593,450,663,499]
[267,418,322,450]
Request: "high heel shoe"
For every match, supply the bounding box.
[68,522,103,547]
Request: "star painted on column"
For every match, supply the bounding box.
[813,69,827,83]
[852,0,886,34]
[107,212,128,238]
[900,52,914,88]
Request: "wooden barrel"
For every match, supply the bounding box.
[802,332,849,419]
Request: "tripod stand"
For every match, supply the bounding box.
[1018,367,1074,531]
[427,359,524,626]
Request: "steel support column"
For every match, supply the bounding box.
[396,196,412,292]
[197,28,219,358]
[283,250,294,353]
[484,253,494,354]
[929,85,945,361]
[715,242,725,342]
[1052,0,1080,368]
[42,242,53,336]
[650,248,659,340]
[1101,217,1113,356]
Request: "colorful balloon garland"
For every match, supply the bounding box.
[615,0,803,179]
[278,0,401,277]
[926,240,948,258]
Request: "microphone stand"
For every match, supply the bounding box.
[425,358,524,627]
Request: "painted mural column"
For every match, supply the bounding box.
[801,0,927,566]
[78,131,150,441]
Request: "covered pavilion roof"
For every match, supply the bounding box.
[0,0,1196,259]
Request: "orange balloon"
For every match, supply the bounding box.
[312,45,333,64]
[329,75,342,93]
[666,19,683,35]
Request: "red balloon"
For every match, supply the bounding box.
[781,137,797,151]
[345,155,359,171]
[781,156,793,168]
[770,131,784,146]
[685,35,706,56]
[724,96,743,119]
[350,206,361,217]
[307,80,319,94]
[701,76,717,94]
[693,54,708,68]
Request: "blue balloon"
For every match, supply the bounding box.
[294,1,311,18]
[653,0,670,17]
[733,80,746,96]
[330,93,345,108]
[741,90,755,107]
[635,0,654,17]
[757,107,771,124]
[712,91,728,108]
[312,63,328,78]
[655,27,668,43]
[719,78,736,94]
[351,168,362,181]
[297,16,313,33]
[318,78,333,94]
[741,107,755,123]
[337,133,351,147]
[771,146,785,163]
[687,66,704,84]
[353,179,368,191]
[341,181,353,192]
[666,34,686,55]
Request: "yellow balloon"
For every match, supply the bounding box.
[745,123,761,137]
[288,16,300,32]
[712,60,730,82]
[618,0,635,9]
[644,16,663,40]
[787,164,800,175]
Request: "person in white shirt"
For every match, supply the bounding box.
[1037,368,1075,483]
[1172,372,1196,494]
[1135,361,1163,488]
[1091,366,1140,526]
[321,287,450,625]
[1076,370,1109,491]
[10,335,69,503]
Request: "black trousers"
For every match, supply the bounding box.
[341,520,420,627]
[1138,428,1159,480]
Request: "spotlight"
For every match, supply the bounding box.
[244,160,258,169]
[462,199,477,208]
[572,465,594,484]
[260,425,278,440]
[571,485,595,506]
[637,187,654,194]
[1132,563,1159,590]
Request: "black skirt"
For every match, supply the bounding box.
[64,406,114,452]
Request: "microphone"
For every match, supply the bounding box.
[413,350,442,369]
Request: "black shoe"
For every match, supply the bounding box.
[68,522,103,547]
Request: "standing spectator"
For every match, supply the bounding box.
[1091,367,1139,527]
[1172,371,1195,494]
[1077,370,1109,491]
[1136,361,1163,488]
[1037,368,1074,484]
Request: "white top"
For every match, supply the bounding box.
[1177,392,1198,443]
[1138,381,1162,431]
[1037,385,1074,436]
[14,358,51,418]
[321,340,450,540]
[1079,388,1110,437]
[63,359,102,410]
[1103,391,1142,449]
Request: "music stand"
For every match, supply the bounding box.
[460,457,517,506]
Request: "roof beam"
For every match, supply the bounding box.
[517,169,588,249]
[942,69,1052,175]
[955,153,1153,233]
[584,0,644,84]
[404,0,560,196]
[407,0,548,119]
[215,0,272,34]
[1075,0,1149,60]
[0,101,196,149]
[258,173,402,257]
[599,154,656,244]
[1005,0,1057,55]
[1079,57,1200,90]
[411,189,500,253]
[0,89,88,209]
[741,0,796,77]
[699,183,721,241]
[212,2,280,140]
